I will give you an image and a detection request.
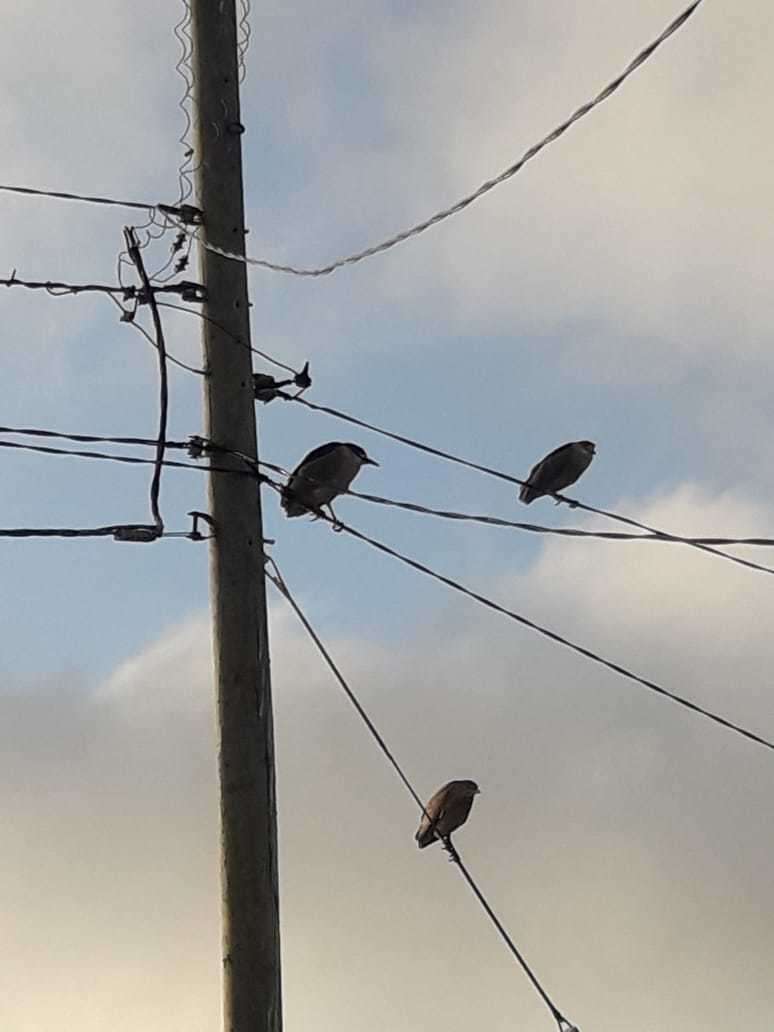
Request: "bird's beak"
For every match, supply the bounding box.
[475,787,482,795]
[364,457,380,466]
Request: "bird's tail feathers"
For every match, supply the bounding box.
[415,825,438,849]
[281,489,308,518]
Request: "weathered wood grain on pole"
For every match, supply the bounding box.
[190,3,282,1030]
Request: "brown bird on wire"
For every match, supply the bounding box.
[415,779,481,849]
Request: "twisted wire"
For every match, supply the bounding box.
[186,0,704,276]
[347,489,774,549]
[237,0,252,84]
[173,0,199,205]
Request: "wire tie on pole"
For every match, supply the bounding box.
[157,202,204,225]
[112,525,162,543]
[187,510,217,540]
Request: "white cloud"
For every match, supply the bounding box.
[2,485,773,1031]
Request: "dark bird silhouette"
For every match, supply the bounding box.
[519,440,596,504]
[415,779,480,849]
[281,442,378,521]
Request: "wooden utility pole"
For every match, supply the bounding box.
[190,4,282,1031]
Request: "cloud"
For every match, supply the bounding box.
[2,485,773,1032]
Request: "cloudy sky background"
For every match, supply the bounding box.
[2,1,773,1030]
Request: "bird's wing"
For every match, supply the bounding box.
[292,442,343,473]
[524,443,574,490]
[537,442,574,465]
[416,783,451,840]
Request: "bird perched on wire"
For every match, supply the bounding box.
[518,441,596,505]
[281,441,378,522]
[415,779,481,849]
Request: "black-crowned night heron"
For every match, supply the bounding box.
[415,779,481,849]
[519,440,596,504]
[281,441,378,521]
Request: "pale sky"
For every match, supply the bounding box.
[2,2,773,1031]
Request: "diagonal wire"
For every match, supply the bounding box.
[318,515,774,755]
[124,227,170,531]
[347,489,774,549]
[286,394,774,578]
[266,558,578,1031]
[155,300,299,374]
[186,0,704,276]
[108,294,206,375]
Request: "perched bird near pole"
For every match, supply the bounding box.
[281,441,378,521]
[415,779,481,849]
[518,440,596,505]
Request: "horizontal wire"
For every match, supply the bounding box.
[0,273,202,301]
[187,0,703,276]
[0,425,290,481]
[0,424,191,448]
[0,524,207,540]
[348,489,774,548]
[286,394,774,577]
[0,437,252,477]
[0,274,133,297]
[267,559,576,1030]
[0,182,157,212]
[326,515,774,755]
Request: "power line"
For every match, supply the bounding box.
[0,271,204,302]
[0,424,189,448]
[108,294,207,376]
[0,437,253,477]
[324,515,774,755]
[0,182,200,221]
[348,489,774,550]
[173,0,198,205]
[285,393,774,578]
[237,0,252,83]
[267,559,579,1032]
[155,300,300,374]
[0,425,289,481]
[125,227,170,532]
[0,522,209,541]
[185,0,703,276]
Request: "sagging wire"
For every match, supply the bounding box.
[181,0,704,277]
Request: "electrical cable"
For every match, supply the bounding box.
[317,514,774,755]
[267,558,579,1032]
[184,0,704,277]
